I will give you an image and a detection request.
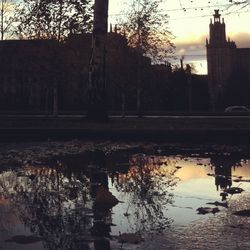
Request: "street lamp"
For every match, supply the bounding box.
[87,0,109,121]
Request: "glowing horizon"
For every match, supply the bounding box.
[109,0,250,74]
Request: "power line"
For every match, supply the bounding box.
[170,8,250,20]
[109,8,250,21]
[108,1,248,16]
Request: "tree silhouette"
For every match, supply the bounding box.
[14,0,93,40]
[0,0,16,40]
[121,0,175,63]
[119,0,175,116]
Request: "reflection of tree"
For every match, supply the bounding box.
[112,154,179,232]
[0,151,180,248]
[0,194,19,232]
[0,165,93,250]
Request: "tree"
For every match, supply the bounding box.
[13,0,93,116]
[87,0,109,121]
[0,0,16,40]
[120,0,175,116]
[106,30,137,117]
[122,0,175,63]
[14,0,93,40]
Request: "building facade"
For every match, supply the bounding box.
[0,31,160,114]
[206,10,250,109]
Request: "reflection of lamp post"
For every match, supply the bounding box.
[89,161,114,250]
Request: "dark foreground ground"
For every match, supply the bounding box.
[0,115,250,143]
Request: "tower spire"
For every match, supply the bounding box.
[209,9,226,45]
[213,9,221,23]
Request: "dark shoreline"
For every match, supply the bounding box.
[0,116,250,143]
[0,128,250,144]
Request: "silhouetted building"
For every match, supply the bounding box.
[0,40,60,112]
[206,10,250,108]
[0,29,175,114]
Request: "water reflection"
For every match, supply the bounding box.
[0,150,250,250]
[210,154,247,201]
[0,166,93,250]
[111,154,179,233]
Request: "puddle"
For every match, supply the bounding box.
[0,146,250,249]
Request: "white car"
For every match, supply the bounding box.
[224,106,250,113]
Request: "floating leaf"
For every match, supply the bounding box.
[5,235,42,244]
[196,207,220,215]
[206,201,228,208]
[233,210,250,217]
[224,187,244,195]
[118,233,144,244]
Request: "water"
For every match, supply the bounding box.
[0,144,250,249]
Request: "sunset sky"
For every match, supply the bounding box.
[109,0,250,74]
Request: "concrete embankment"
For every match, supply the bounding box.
[0,116,250,143]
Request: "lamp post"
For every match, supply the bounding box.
[87,0,109,121]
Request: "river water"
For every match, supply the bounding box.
[0,142,249,250]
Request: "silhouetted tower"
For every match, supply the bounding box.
[209,10,226,45]
[206,10,236,109]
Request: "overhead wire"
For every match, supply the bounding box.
[109,4,232,16]
[170,9,250,20]
[108,0,250,18]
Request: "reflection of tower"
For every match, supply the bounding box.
[214,162,232,191]
[206,10,236,108]
[210,155,241,191]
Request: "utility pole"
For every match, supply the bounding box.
[87,0,109,121]
[136,0,142,117]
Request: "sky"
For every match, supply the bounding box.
[109,0,250,74]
